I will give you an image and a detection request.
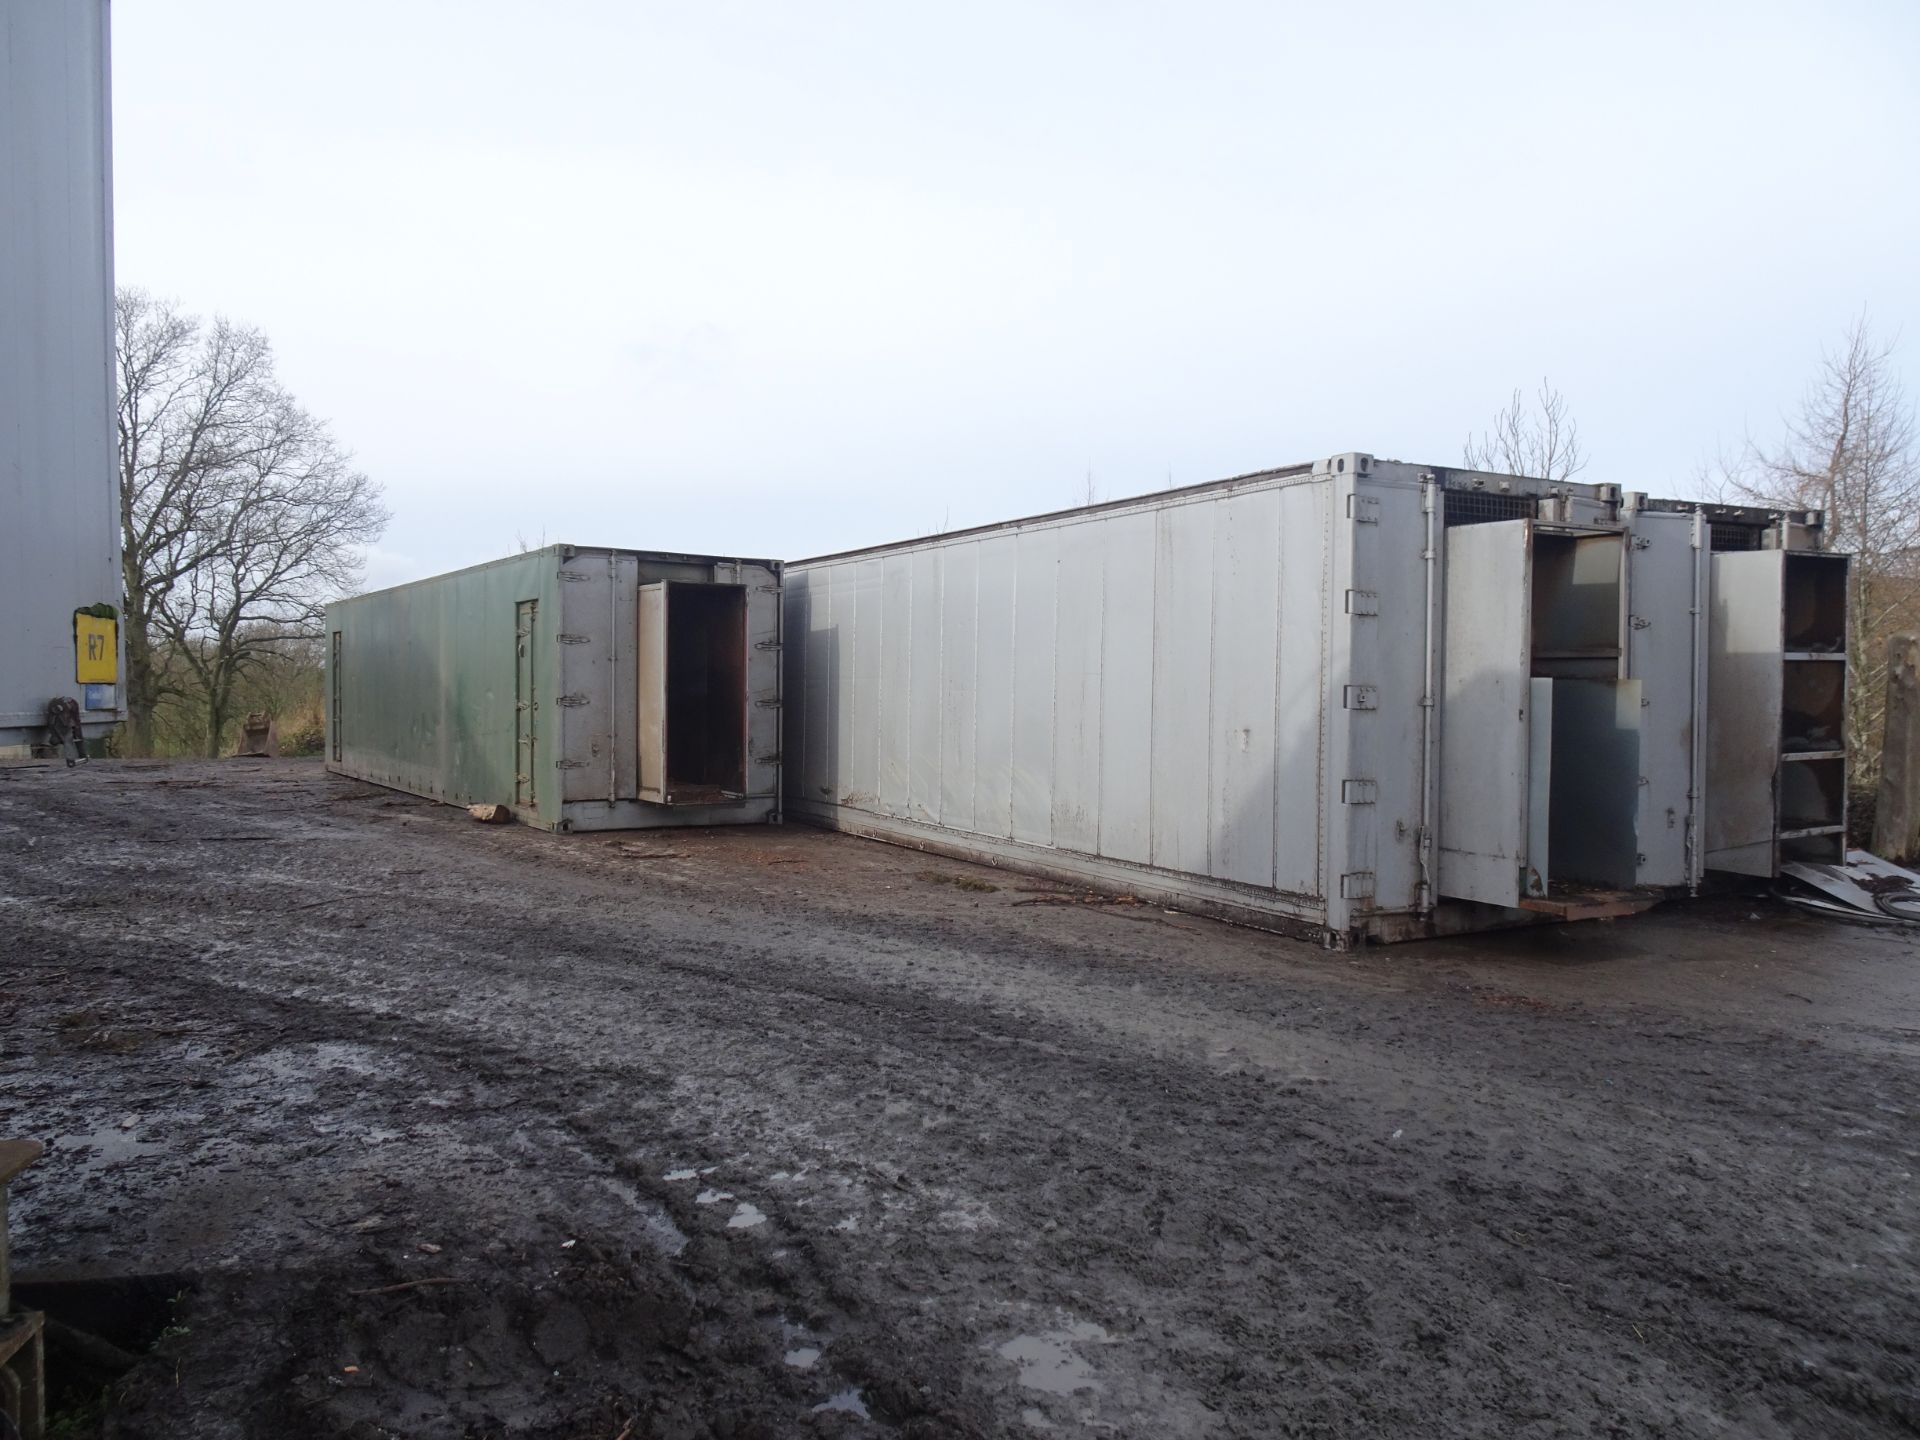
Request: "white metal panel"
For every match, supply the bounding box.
[1706,551,1785,875]
[1273,483,1330,898]
[829,566,858,804]
[1149,502,1215,875]
[802,573,835,807]
[743,563,782,805]
[1626,511,1707,887]
[848,558,884,808]
[878,554,913,817]
[1209,490,1282,887]
[783,574,809,797]
[1097,512,1156,864]
[0,0,122,742]
[973,535,1019,839]
[907,550,943,822]
[1052,523,1105,853]
[1439,519,1534,906]
[611,553,640,799]
[1010,530,1058,846]
[938,543,979,831]
[1340,472,1429,914]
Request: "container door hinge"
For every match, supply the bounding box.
[1340,778,1377,804]
[1339,870,1376,900]
[1344,589,1379,617]
[1629,615,1652,630]
[1346,494,1380,523]
[556,633,591,645]
[755,639,782,651]
[1343,684,1379,711]
[1630,535,1652,550]
[555,759,587,770]
[554,693,589,707]
[755,697,784,708]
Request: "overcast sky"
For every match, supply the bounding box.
[112,0,1920,590]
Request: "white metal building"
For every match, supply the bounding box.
[1,0,123,752]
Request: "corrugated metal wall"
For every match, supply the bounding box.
[0,0,122,746]
[328,550,559,822]
[784,475,1337,913]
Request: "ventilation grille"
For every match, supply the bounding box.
[1443,489,1539,528]
[1709,522,1765,552]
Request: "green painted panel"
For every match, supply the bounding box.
[326,549,560,827]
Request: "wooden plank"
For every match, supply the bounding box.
[1517,891,1660,921]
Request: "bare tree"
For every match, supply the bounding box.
[116,289,386,755]
[1730,315,1920,792]
[1464,379,1587,481]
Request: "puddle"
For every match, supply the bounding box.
[600,1178,690,1256]
[664,1168,698,1182]
[54,1127,167,1176]
[835,1216,859,1232]
[727,1203,766,1230]
[784,1346,821,1369]
[996,1323,1110,1396]
[695,1188,733,1206]
[244,1041,390,1085]
[812,1388,870,1419]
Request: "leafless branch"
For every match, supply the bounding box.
[1463,378,1588,482]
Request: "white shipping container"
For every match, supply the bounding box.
[783,453,1831,945]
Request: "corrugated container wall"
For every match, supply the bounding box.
[783,454,1662,945]
[326,547,782,832]
[783,459,1419,939]
[0,0,124,749]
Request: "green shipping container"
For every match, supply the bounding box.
[325,545,782,831]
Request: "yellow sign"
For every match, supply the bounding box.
[75,613,117,684]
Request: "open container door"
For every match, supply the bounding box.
[1625,509,1708,889]
[637,580,749,806]
[637,583,669,802]
[1439,518,1547,906]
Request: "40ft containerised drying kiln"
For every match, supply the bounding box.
[781,453,1845,946]
[326,546,782,831]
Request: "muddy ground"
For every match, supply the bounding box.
[0,759,1915,1439]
